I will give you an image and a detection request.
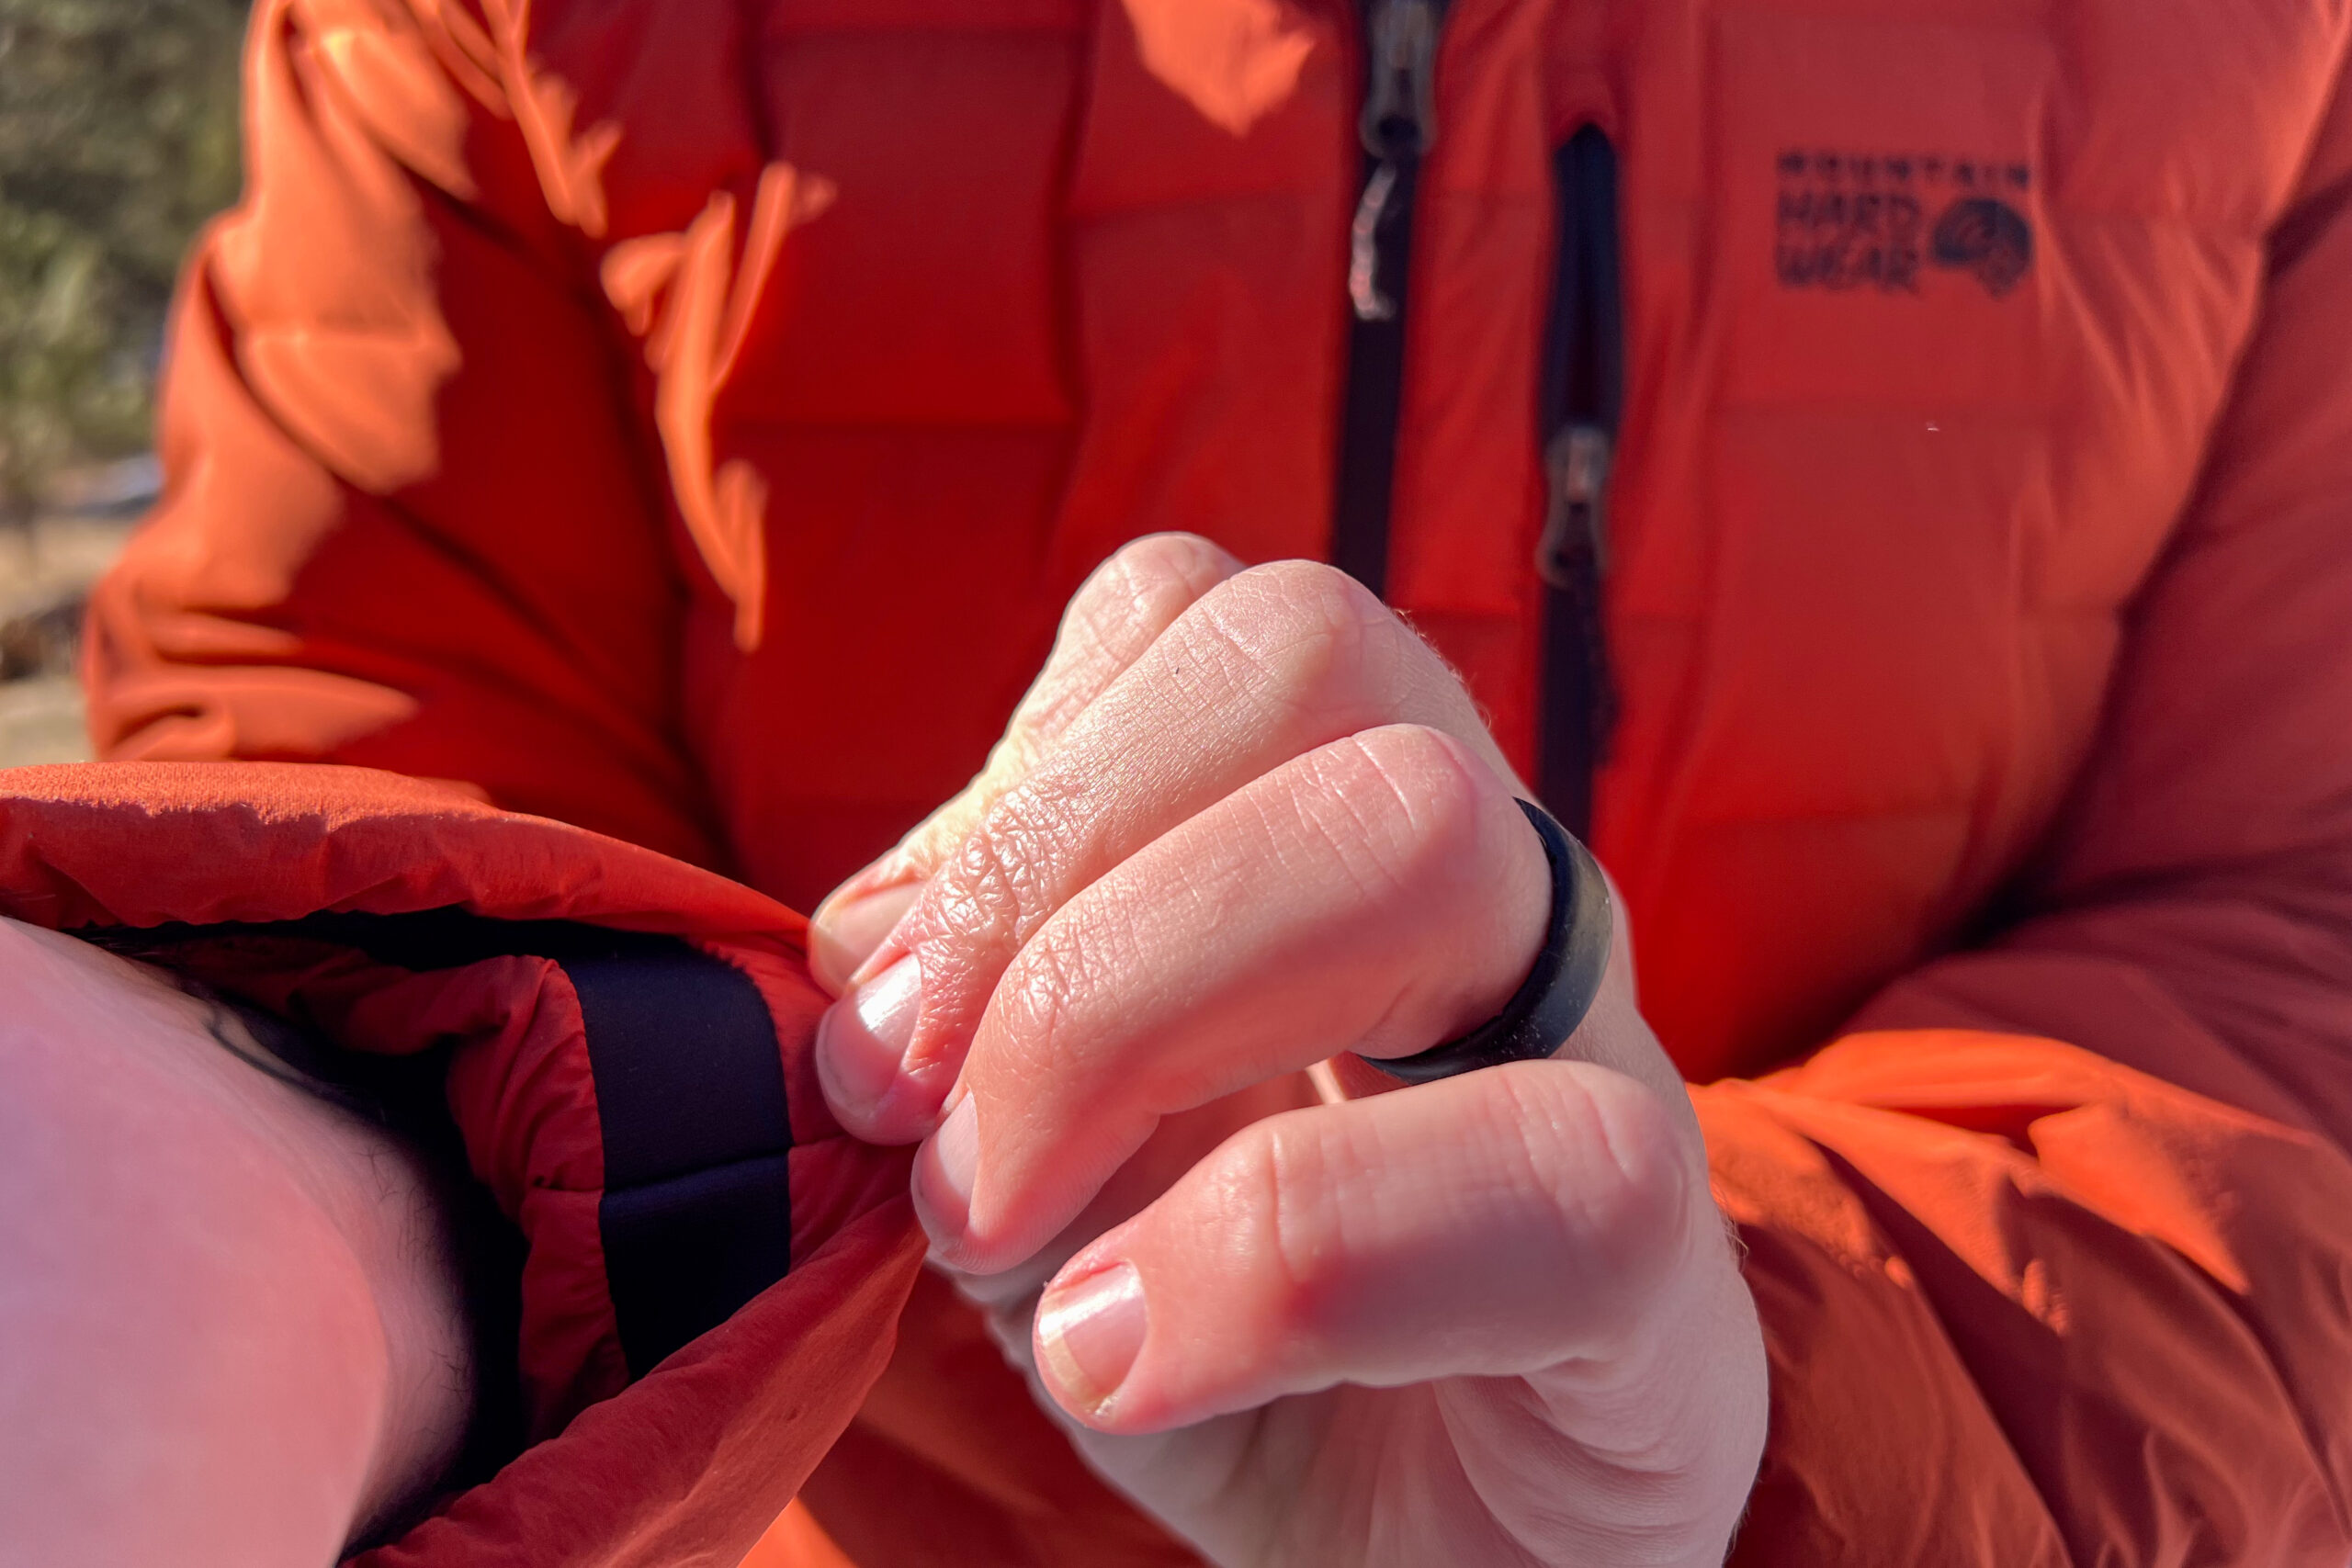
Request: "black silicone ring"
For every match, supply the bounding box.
[1370,798,1612,1084]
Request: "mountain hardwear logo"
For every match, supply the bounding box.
[1776,150,2032,299]
[1929,197,2032,297]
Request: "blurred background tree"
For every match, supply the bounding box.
[0,0,246,519]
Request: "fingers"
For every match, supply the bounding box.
[809,533,1245,990]
[934,1077,1323,1336]
[818,558,1520,1142]
[908,723,1551,1272]
[1025,1059,1724,1435]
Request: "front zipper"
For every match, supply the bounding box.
[1535,125,1623,840]
[1331,0,1444,599]
[1327,20,1622,840]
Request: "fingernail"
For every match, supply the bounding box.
[1036,1262,1148,1413]
[810,881,920,994]
[814,952,921,1119]
[916,1095,980,1241]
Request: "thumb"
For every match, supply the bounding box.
[809,534,1244,990]
[1029,1061,1715,1431]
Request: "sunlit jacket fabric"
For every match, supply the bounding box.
[0,761,922,1567]
[84,0,2352,1561]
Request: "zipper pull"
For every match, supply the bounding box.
[1537,422,1612,587]
[1348,163,1403,321]
[1359,0,1439,162]
[1349,0,1440,321]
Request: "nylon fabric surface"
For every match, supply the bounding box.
[73,0,2352,1562]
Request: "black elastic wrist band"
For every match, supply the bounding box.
[1370,797,1612,1084]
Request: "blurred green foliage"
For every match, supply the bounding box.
[0,0,246,516]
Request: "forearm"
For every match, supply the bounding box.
[0,919,471,1564]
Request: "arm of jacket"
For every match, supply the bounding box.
[82,0,724,870]
[1702,77,2352,1567]
[0,761,926,1568]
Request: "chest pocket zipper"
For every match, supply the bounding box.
[1536,124,1623,840]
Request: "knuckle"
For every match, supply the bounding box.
[1492,1065,1694,1281]
[910,777,1087,953]
[1066,538,1193,649]
[1023,536,1240,750]
[1250,558,1386,630]
[1250,561,1393,671]
[1101,532,1238,602]
[1349,720,1491,814]
[989,919,1102,1079]
[1054,536,1239,676]
[1205,1117,1336,1325]
[1189,561,1408,717]
[891,771,1016,884]
[1305,724,1507,906]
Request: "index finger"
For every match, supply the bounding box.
[809,534,1244,989]
[818,560,1525,1145]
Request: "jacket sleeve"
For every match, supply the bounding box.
[1704,83,2352,1567]
[83,0,725,869]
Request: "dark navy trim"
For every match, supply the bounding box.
[564,945,793,1375]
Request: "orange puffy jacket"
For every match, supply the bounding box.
[82,0,2352,1561]
[0,761,921,1566]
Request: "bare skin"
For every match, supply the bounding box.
[812,536,1768,1568]
[0,918,471,1567]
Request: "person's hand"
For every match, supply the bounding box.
[809,536,1767,1567]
